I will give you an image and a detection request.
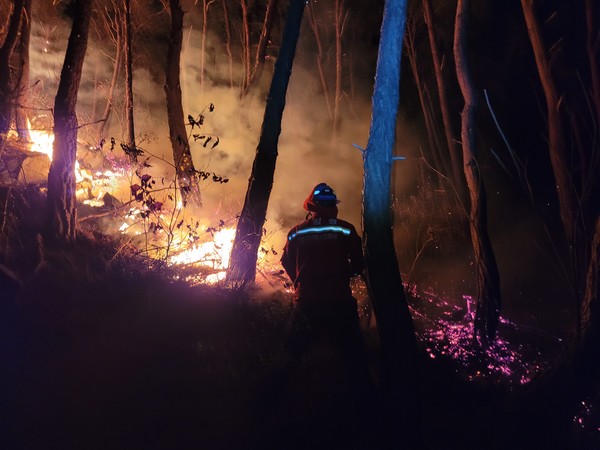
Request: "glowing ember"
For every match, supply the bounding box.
[407,285,559,386]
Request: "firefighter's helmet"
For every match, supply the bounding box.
[312,183,338,206]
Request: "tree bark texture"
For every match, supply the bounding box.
[226,0,306,286]
[46,0,93,243]
[454,0,501,344]
[0,0,25,140]
[15,0,32,142]
[362,0,419,444]
[165,0,197,197]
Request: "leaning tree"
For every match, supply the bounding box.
[226,0,306,286]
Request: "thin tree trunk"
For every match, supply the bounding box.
[97,9,123,145]
[244,0,278,94]
[15,0,32,142]
[200,0,216,95]
[423,0,465,198]
[165,0,198,201]
[404,17,447,176]
[454,0,501,344]
[521,0,574,243]
[332,0,346,139]
[46,0,92,243]
[362,0,420,445]
[226,0,306,286]
[0,0,25,140]
[124,0,135,151]
[240,0,252,95]
[222,0,234,89]
[307,2,332,120]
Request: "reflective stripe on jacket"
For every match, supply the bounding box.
[281,217,364,303]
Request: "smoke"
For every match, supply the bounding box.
[25,4,395,260]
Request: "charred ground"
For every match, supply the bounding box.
[1,186,597,450]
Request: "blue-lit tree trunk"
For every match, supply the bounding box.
[362,0,420,445]
[226,0,306,286]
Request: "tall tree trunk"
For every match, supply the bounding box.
[124,0,136,151]
[454,0,501,344]
[46,0,92,243]
[15,0,32,142]
[200,0,216,95]
[226,0,306,286]
[521,0,590,340]
[332,0,346,139]
[307,2,332,120]
[423,0,465,199]
[222,0,234,89]
[240,0,252,94]
[97,9,123,145]
[0,0,25,143]
[244,0,278,94]
[165,0,198,201]
[521,0,575,244]
[362,0,420,445]
[404,16,447,177]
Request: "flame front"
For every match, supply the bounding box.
[22,119,282,287]
[169,227,237,283]
[28,121,54,159]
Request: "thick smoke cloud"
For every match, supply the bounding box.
[27,4,396,255]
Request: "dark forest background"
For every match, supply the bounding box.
[1,0,599,448]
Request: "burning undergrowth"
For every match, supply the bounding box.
[1,120,286,288]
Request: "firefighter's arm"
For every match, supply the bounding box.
[280,232,297,282]
[348,225,365,276]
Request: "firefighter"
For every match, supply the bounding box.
[281,182,364,308]
[281,181,371,379]
[279,183,376,444]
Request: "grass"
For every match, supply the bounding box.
[1,185,598,449]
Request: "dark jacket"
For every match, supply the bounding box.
[281,212,364,304]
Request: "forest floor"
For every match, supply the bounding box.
[1,185,599,450]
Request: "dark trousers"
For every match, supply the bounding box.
[286,297,376,403]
